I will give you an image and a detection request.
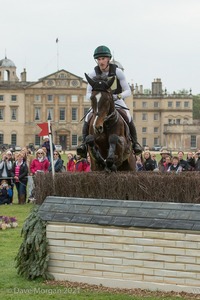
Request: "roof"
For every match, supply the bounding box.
[0,57,16,68]
[38,196,200,231]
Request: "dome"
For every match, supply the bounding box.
[110,59,124,71]
[0,57,16,68]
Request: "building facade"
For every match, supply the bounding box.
[1,57,200,152]
[132,78,200,151]
[0,57,89,150]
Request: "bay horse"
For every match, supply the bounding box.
[85,73,136,172]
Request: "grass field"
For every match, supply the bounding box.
[0,180,196,299]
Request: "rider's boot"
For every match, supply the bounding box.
[76,121,89,158]
[128,120,143,155]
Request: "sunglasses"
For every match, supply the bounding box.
[38,152,43,154]
[54,153,58,155]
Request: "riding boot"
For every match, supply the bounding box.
[128,120,143,155]
[76,121,89,158]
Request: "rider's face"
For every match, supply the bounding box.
[97,57,110,71]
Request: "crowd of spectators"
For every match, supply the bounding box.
[0,140,91,205]
[136,148,200,173]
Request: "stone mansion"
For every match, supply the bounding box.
[0,56,199,151]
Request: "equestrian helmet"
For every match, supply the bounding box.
[93,45,112,59]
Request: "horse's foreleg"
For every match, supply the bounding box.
[85,135,106,168]
[106,134,119,169]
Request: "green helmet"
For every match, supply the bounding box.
[93,45,112,59]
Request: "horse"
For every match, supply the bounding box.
[84,73,136,172]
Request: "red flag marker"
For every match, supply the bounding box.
[37,122,49,136]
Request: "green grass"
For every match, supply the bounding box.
[0,198,193,299]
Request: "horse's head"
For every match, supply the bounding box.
[85,73,115,134]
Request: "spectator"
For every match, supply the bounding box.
[11,152,28,204]
[42,136,55,161]
[194,151,200,171]
[74,154,88,172]
[186,151,195,171]
[177,151,190,171]
[30,149,50,174]
[48,151,65,173]
[158,149,171,172]
[0,152,13,184]
[143,151,156,171]
[151,154,158,168]
[85,154,91,172]
[136,154,144,171]
[66,153,76,172]
[167,156,182,173]
[0,179,13,205]
[163,155,172,172]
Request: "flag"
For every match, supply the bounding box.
[56,38,59,43]
[37,122,49,136]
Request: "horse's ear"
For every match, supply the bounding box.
[107,76,115,89]
[85,73,95,87]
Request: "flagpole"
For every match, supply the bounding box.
[48,120,55,177]
[56,38,59,71]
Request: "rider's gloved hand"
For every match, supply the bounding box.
[112,94,118,100]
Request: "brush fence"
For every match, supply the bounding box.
[39,196,200,294]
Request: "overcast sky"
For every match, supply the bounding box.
[1,0,200,94]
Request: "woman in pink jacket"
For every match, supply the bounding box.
[30,149,50,174]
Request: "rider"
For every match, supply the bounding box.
[77,45,142,157]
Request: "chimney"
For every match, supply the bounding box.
[139,85,143,94]
[21,68,27,82]
[152,78,162,96]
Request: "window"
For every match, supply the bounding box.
[176,101,181,108]
[35,135,41,146]
[0,108,4,120]
[11,133,17,145]
[154,127,159,133]
[0,95,3,101]
[154,101,159,108]
[142,102,147,108]
[191,135,196,148]
[154,113,159,121]
[35,108,41,120]
[154,138,159,145]
[59,95,65,102]
[11,95,17,101]
[133,113,136,122]
[142,138,147,147]
[168,119,174,125]
[47,95,53,102]
[59,108,65,121]
[133,101,135,108]
[184,101,189,108]
[71,95,78,102]
[168,101,173,108]
[59,73,66,79]
[47,108,53,120]
[142,127,147,133]
[35,95,41,102]
[142,113,147,121]
[11,108,17,120]
[72,108,78,121]
[0,133,3,144]
[176,119,181,125]
[72,134,78,146]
